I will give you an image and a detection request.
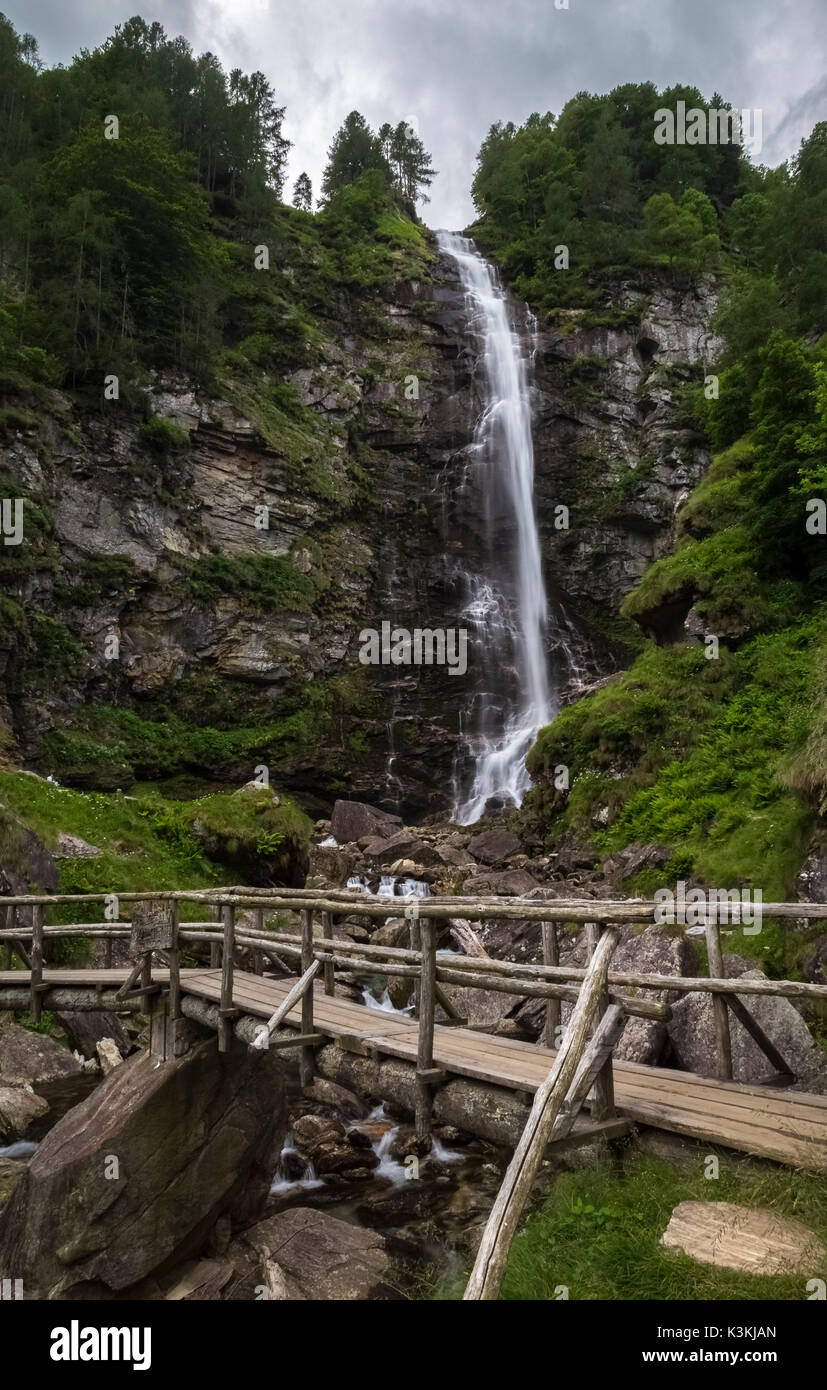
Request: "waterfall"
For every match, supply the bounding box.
[437,231,553,825]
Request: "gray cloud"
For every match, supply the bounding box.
[5,0,826,227]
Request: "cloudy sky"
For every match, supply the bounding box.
[8,0,827,228]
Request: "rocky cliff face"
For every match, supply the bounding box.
[0,244,719,818]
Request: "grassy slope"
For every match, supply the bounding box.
[434,1153,827,1301]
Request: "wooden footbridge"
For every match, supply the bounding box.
[2,886,826,1298]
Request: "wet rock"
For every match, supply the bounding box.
[355,1181,448,1227]
[667,954,826,1084]
[329,800,401,844]
[54,1011,130,1061]
[303,1077,369,1120]
[0,1036,287,1298]
[0,1084,49,1142]
[239,1207,391,1299]
[467,828,522,864]
[0,1022,82,1087]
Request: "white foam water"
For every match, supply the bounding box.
[437,231,552,824]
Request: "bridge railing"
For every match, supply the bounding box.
[2,888,827,1120]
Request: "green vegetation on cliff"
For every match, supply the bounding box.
[478,99,827,906]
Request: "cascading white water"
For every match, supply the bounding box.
[437,231,552,824]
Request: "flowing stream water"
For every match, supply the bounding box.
[436,232,553,824]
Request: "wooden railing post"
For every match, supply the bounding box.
[254,907,264,975]
[218,904,235,1052]
[168,898,181,1024]
[705,913,733,1081]
[210,901,220,968]
[300,908,315,1085]
[542,921,560,1050]
[415,916,438,1142]
[30,903,44,1024]
[322,911,334,996]
[585,921,615,1120]
[410,916,422,1019]
[1,905,12,971]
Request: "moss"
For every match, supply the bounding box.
[140,415,190,452]
[185,550,319,610]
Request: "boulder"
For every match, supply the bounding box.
[602,841,672,886]
[0,1157,25,1211]
[464,869,538,896]
[362,830,440,867]
[667,954,826,1084]
[371,917,411,949]
[661,1202,826,1274]
[54,1011,130,1061]
[467,829,522,865]
[329,800,401,844]
[0,1036,287,1298]
[303,1077,369,1121]
[0,805,58,926]
[96,1038,123,1075]
[307,843,355,887]
[612,926,697,1065]
[0,1084,49,1143]
[435,844,475,867]
[0,1022,83,1087]
[237,1208,391,1299]
[54,833,102,860]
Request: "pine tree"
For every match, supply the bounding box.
[321,111,389,200]
[292,171,312,211]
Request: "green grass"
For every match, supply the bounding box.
[438,1154,827,1300]
[525,613,825,908]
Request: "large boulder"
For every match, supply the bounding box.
[54,1011,130,1061]
[0,1036,287,1298]
[233,1208,391,1300]
[612,926,698,1065]
[667,954,826,1084]
[467,828,522,865]
[0,1022,82,1087]
[464,868,538,896]
[0,803,58,926]
[329,800,401,845]
[362,829,440,867]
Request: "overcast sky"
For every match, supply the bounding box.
[7,0,827,228]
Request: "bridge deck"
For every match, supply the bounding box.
[4,967,826,1170]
